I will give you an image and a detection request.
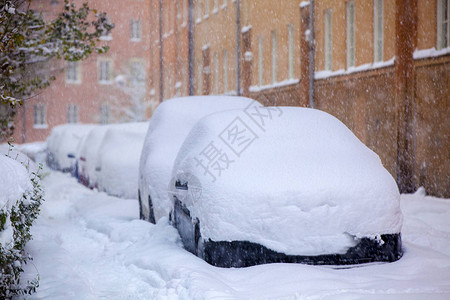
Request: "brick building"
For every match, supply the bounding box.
[151,0,449,197]
[12,0,153,143]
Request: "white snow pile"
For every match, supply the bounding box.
[97,122,148,199]
[78,125,111,188]
[139,96,260,221]
[46,124,96,171]
[0,154,32,247]
[21,172,450,299]
[172,107,403,256]
[0,143,40,174]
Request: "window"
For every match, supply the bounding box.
[67,104,78,124]
[271,30,277,83]
[33,104,46,128]
[204,0,210,18]
[223,50,229,93]
[258,35,264,86]
[222,0,227,9]
[374,0,383,62]
[98,59,112,83]
[346,1,355,68]
[50,0,59,5]
[213,0,219,13]
[66,61,80,83]
[288,24,295,79]
[214,52,219,94]
[130,61,146,85]
[324,9,333,70]
[131,20,141,41]
[99,104,110,124]
[437,0,450,49]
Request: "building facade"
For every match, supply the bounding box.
[152,0,449,197]
[13,0,153,143]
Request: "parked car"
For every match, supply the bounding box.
[96,122,148,199]
[46,124,95,172]
[77,125,111,189]
[138,96,260,223]
[170,106,403,267]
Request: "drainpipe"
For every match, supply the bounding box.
[159,0,164,102]
[235,0,241,96]
[309,0,315,108]
[188,0,194,95]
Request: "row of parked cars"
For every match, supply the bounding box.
[46,122,147,199]
[47,95,403,267]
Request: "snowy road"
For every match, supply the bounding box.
[23,171,450,299]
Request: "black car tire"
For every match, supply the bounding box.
[148,195,156,224]
[138,190,145,220]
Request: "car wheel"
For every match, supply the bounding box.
[195,221,204,259]
[148,195,156,224]
[138,190,145,220]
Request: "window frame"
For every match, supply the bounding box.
[373,0,384,62]
[346,0,356,68]
[65,61,81,84]
[437,0,450,49]
[67,104,79,124]
[33,104,47,128]
[288,24,295,79]
[130,19,142,41]
[98,59,113,84]
[271,30,278,83]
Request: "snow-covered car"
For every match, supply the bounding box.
[138,96,260,223]
[170,106,403,267]
[77,125,111,189]
[96,122,147,199]
[46,124,95,172]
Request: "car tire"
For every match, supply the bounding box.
[138,190,145,220]
[148,195,156,224]
[195,221,204,259]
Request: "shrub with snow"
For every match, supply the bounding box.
[139,96,260,223]
[172,107,402,263]
[0,148,43,298]
[97,122,148,199]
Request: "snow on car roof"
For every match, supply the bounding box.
[172,106,403,256]
[139,96,260,221]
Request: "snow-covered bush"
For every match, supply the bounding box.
[0,146,44,298]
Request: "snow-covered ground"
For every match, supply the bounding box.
[23,170,450,299]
